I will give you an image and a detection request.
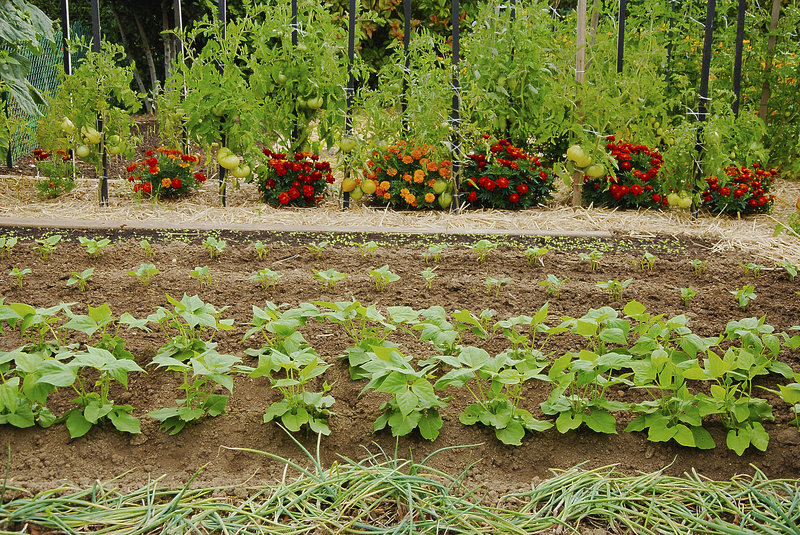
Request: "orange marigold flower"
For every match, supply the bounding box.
[383,192,391,200]
[402,173,412,182]
[439,167,450,178]
[375,187,385,196]
[402,155,414,165]
[161,177,172,188]
[401,188,410,195]
[426,161,439,172]
[413,169,425,183]
[440,160,451,168]
[379,181,391,191]
[406,193,415,203]
[367,159,376,168]
[427,178,436,188]
[387,167,398,176]
[425,192,435,203]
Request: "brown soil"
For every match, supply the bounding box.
[2,225,800,497]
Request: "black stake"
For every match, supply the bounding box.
[174,0,189,152]
[450,0,460,210]
[343,0,356,209]
[616,0,627,73]
[90,0,107,206]
[291,0,298,143]
[693,0,717,214]
[732,0,746,117]
[401,0,411,134]
[217,0,227,207]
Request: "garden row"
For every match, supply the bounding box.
[3,289,800,456]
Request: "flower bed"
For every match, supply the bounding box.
[126,147,206,198]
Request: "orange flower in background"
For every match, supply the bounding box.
[383,192,391,200]
[413,169,425,183]
[406,193,416,203]
[387,167,398,176]
[161,177,172,188]
[379,181,391,191]
[440,160,451,168]
[375,187,385,196]
[400,188,410,196]
[439,167,450,178]
[426,161,439,172]
[402,155,413,164]
[411,148,422,159]
[427,178,436,188]
[402,173,412,182]
[425,193,435,203]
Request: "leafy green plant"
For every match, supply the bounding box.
[190,266,212,289]
[731,285,756,310]
[253,240,269,260]
[62,303,147,361]
[312,268,347,290]
[368,265,400,292]
[486,276,512,296]
[421,267,437,290]
[78,236,112,258]
[680,287,696,307]
[357,241,379,258]
[307,240,329,259]
[67,268,94,292]
[139,239,154,258]
[202,236,226,259]
[9,267,31,289]
[0,236,18,258]
[0,302,72,353]
[690,259,707,277]
[538,274,567,298]
[640,252,657,271]
[424,244,447,263]
[524,246,548,267]
[767,372,800,431]
[740,262,766,279]
[147,294,234,353]
[32,235,62,259]
[252,268,282,291]
[128,263,158,287]
[597,279,633,301]
[780,261,798,282]
[579,250,602,271]
[468,239,497,264]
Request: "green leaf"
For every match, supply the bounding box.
[376,371,410,395]
[108,408,141,434]
[282,406,310,431]
[555,412,582,433]
[307,417,331,436]
[583,409,617,434]
[459,403,485,426]
[726,429,750,456]
[66,410,93,438]
[410,378,438,406]
[623,300,646,317]
[599,328,627,345]
[203,394,228,417]
[495,420,525,445]
[418,409,442,441]
[387,409,421,436]
[749,422,769,452]
[263,400,289,423]
[646,416,678,442]
[84,400,113,423]
[396,390,419,417]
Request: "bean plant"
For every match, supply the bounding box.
[524,246,548,267]
[32,234,62,259]
[0,236,18,258]
[468,239,496,264]
[421,267,437,289]
[78,236,112,258]
[202,236,226,259]
[251,268,282,290]
[9,267,31,288]
[128,263,159,286]
[579,250,602,271]
[368,265,400,291]
[67,267,94,291]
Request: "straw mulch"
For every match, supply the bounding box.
[2,173,800,263]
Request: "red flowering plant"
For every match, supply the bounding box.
[582,139,665,209]
[700,164,777,215]
[257,149,334,207]
[359,141,453,210]
[461,136,554,209]
[33,148,76,198]
[126,147,206,198]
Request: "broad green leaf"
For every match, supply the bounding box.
[726,429,750,456]
[203,394,228,416]
[583,409,617,434]
[495,420,525,446]
[646,416,678,442]
[555,412,582,433]
[623,300,646,317]
[418,409,442,441]
[282,406,310,431]
[66,410,93,438]
[263,400,289,422]
[307,418,331,436]
[459,403,486,426]
[387,409,421,436]
[109,408,141,434]
[749,422,769,451]
[599,328,627,345]
[396,390,419,417]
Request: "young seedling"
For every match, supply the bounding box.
[524,246,549,267]
[597,278,632,301]
[424,243,447,263]
[128,263,159,287]
[579,250,603,271]
[421,266,437,289]
[67,267,94,291]
[640,252,657,271]
[538,274,567,298]
[0,236,18,258]
[78,236,112,258]
[357,240,379,258]
[190,266,212,288]
[251,268,282,290]
[307,240,329,259]
[369,265,400,291]
[9,267,31,288]
[139,239,155,258]
[469,239,497,264]
[732,285,756,310]
[690,258,707,277]
[680,287,696,307]
[33,234,62,259]
[740,262,766,279]
[486,276,512,296]
[780,260,798,282]
[202,236,226,259]
[312,268,347,290]
[253,240,269,260]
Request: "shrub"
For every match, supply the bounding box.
[257,149,333,207]
[700,164,777,216]
[126,147,206,199]
[33,148,75,198]
[582,138,665,209]
[461,136,554,210]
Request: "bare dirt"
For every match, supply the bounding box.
[2,225,800,498]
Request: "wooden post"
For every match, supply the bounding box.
[758,0,782,122]
[572,0,587,208]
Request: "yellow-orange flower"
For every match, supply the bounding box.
[375,187,385,196]
[400,188,410,196]
[379,181,391,191]
[413,169,425,183]
[425,193,435,203]
[406,193,416,204]
[439,167,450,178]
[387,167,398,176]
[383,192,391,200]
[402,173,412,182]
[161,177,172,188]
[402,155,413,165]
[411,149,422,159]
[427,178,436,188]
[426,161,439,172]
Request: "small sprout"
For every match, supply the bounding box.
[597,278,632,301]
[731,285,756,310]
[78,236,112,258]
[486,276,512,296]
[539,274,567,298]
[740,262,765,279]
[140,239,155,258]
[524,246,549,267]
[67,267,94,291]
[0,236,18,258]
[424,243,447,263]
[780,260,798,282]
[128,263,159,287]
[368,265,400,292]
[421,266,437,289]
[312,268,347,290]
[690,258,707,277]
[307,240,329,259]
[203,236,227,259]
[251,268,282,290]
[357,241,379,258]
[579,250,603,271]
[190,265,212,288]
[680,287,696,307]
[33,234,62,259]
[9,267,31,288]
[469,239,497,264]
[640,252,657,271]
[254,240,269,260]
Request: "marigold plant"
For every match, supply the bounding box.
[257,149,334,207]
[126,147,205,199]
[582,138,664,209]
[33,148,75,198]
[461,136,554,210]
[700,164,777,216]
[361,140,453,210]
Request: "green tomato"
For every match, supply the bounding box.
[338,137,357,153]
[231,165,251,179]
[438,192,453,210]
[566,144,585,163]
[276,73,287,86]
[677,196,693,209]
[81,126,102,145]
[585,164,605,178]
[432,179,447,194]
[75,145,90,158]
[573,154,592,168]
[60,117,76,134]
[349,186,364,201]
[307,96,323,110]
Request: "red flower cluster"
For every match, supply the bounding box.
[582,138,664,209]
[701,164,777,215]
[32,148,75,198]
[462,136,554,210]
[257,148,333,207]
[126,147,204,199]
